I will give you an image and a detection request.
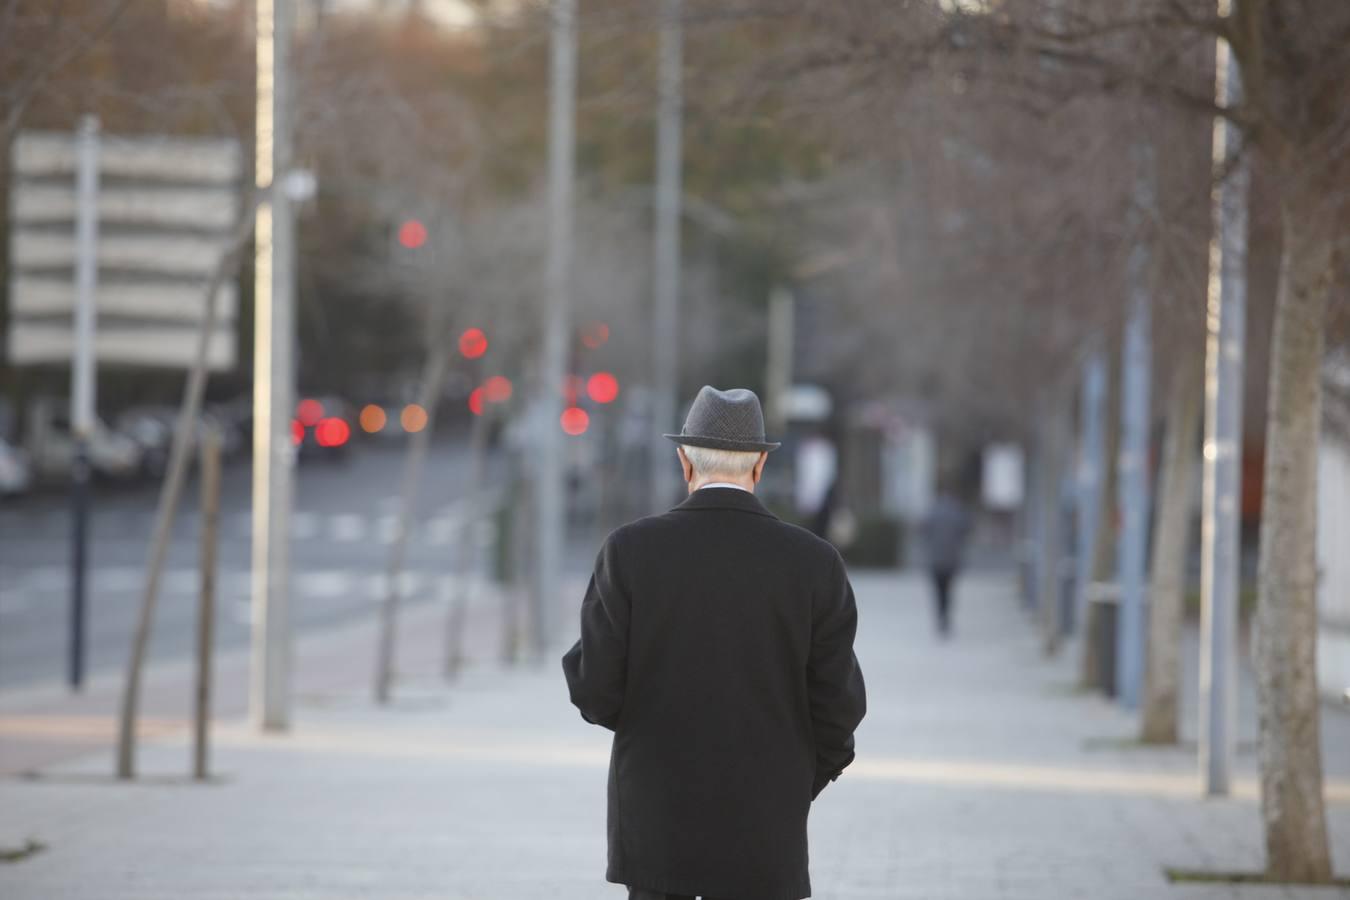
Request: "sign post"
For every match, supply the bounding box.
[67,114,100,691]
[194,426,222,780]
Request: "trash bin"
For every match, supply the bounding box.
[1088,584,1120,697]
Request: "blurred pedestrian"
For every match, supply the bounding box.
[562,386,867,900]
[808,476,839,539]
[921,490,973,637]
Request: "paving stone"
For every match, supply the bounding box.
[2,572,1347,899]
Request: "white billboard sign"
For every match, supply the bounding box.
[6,128,243,369]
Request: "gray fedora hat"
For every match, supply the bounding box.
[663,385,781,453]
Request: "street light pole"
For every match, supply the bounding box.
[251,0,295,731]
[533,0,577,659]
[68,114,99,692]
[1199,8,1247,796]
[1116,139,1155,711]
[649,0,683,512]
[1075,350,1105,635]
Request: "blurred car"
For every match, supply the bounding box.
[202,408,244,458]
[0,437,32,496]
[115,405,246,476]
[29,410,142,482]
[293,395,355,463]
[211,396,254,456]
[115,407,174,478]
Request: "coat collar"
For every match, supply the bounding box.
[671,486,778,519]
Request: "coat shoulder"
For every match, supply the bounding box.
[607,506,844,574]
[766,516,847,569]
[598,516,660,551]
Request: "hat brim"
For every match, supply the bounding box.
[664,433,781,453]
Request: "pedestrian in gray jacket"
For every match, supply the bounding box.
[563,386,867,900]
[920,492,973,637]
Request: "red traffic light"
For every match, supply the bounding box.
[587,372,619,404]
[459,327,488,359]
[468,387,485,416]
[398,219,427,249]
[561,406,589,435]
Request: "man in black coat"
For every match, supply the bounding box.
[563,386,867,900]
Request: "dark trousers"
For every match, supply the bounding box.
[931,567,956,635]
[629,889,726,900]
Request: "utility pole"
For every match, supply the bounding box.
[68,114,99,692]
[251,0,295,731]
[194,426,222,781]
[1116,140,1155,711]
[533,0,577,660]
[649,0,683,512]
[1074,350,1105,634]
[1037,407,1066,655]
[1199,10,1246,796]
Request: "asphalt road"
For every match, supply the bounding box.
[0,435,500,692]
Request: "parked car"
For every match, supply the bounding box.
[115,405,246,475]
[28,399,143,482]
[0,437,32,496]
[115,407,174,478]
[211,395,254,456]
[202,408,244,458]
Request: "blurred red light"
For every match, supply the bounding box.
[587,372,619,404]
[581,321,610,349]
[296,398,324,426]
[468,387,485,416]
[315,417,351,448]
[483,375,512,403]
[561,406,589,435]
[290,419,304,446]
[459,328,488,359]
[398,219,427,249]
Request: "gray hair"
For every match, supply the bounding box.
[679,444,761,479]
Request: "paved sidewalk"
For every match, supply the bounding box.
[0,569,508,776]
[3,571,1349,899]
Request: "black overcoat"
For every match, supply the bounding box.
[561,487,867,900]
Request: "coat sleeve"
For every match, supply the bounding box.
[808,551,867,799]
[560,535,631,730]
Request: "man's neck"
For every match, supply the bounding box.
[690,478,755,494]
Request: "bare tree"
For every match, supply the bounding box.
[1140,355,1203,743]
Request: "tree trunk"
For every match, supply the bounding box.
[1139,359,1202,744]
[117,198,259,778]
[1253,185,1333,883]
[444,408,490,679]
[374,303,452,704]
[1081,328,1122,688]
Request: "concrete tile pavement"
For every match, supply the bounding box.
[2,570,1348,899]
[0,567,518,776]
